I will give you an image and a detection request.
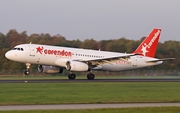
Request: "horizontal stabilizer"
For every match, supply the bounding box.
[146,58,175,63]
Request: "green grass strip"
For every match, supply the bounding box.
[1,82,180,105]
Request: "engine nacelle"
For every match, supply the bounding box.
[66,61,89,71]
[38,65,63,74]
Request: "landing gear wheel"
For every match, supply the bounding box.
[24,70,30,75]
[68,73,76,80]
[87,73,95,80]
[24,63,31,75]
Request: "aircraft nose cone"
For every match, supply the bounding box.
[5,51,12,60]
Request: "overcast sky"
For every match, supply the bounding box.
[0,0,179,42]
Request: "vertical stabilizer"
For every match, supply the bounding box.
[133,28,161,58]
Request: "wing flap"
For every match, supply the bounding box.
[79,53,136,62]
[71,53,137,66]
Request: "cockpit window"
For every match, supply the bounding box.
[12,47,24,51]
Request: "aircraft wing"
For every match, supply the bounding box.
[73,53,137,66]
[146,58,175,63]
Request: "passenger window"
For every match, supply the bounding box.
[21,48,24,51]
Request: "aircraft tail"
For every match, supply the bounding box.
[133,28,161,58]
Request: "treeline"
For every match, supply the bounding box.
[0,29,179,72]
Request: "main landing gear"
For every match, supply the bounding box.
[87,73,95,80]
[24,63,31,75]
[68,72,95,80]
[68,73,76,80]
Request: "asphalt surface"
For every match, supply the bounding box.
[1,103,180,111]
[1,78,180,83]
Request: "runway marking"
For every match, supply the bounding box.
[1,103,180,111]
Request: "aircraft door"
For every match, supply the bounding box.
[132,56,137,67]
[29,45,35,56]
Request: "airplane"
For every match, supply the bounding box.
[5,28,174,80]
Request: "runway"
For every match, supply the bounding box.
[0,78,180,83]
[1,103,180,110]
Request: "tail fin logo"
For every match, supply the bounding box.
[141,43,149,56]
[141,30,161,56]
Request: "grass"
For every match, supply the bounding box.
[1,82,180,105]
[1,107,180,113]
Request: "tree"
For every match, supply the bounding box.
[80,39,98,50]
[6,29,27,48]
[0,33,9,49]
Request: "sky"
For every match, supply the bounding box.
[0,0,179,42]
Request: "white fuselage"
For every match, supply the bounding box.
[5,44,163,72]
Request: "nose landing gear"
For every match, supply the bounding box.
[24,63,31,75]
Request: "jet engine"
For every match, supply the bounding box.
[38,65,63,73]
[66,61,89,71]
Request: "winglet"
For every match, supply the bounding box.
[133,28,161,58]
